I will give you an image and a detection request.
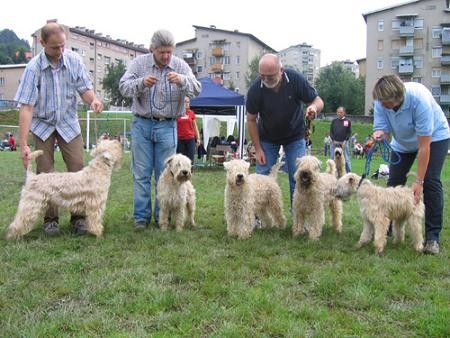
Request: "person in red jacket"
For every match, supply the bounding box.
[8,133,16,151]
[176,97,200,164]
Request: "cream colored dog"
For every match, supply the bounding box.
[5,139,123,239]
[333,146,346,178]
[157,154,196,231]
[223,159,286,239]
[292,155,343,240]
[334,173,424,254]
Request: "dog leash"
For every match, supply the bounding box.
[358,138,401,189]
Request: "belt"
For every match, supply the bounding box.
[136,114,174,121]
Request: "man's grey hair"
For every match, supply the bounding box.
[150,30,175,50]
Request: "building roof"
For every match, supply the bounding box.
[362,0,420,22]
[0,64,27,69]
[176,25,276,52]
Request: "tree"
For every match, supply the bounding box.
[102,61,132,107]
[0,29,30,65]
[315,62,365,115]
[245,54,261,88]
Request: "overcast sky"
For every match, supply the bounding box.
[1,0,407,66]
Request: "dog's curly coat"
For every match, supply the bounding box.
[5,139,123,239]
[223,159,286,239]
[292,155,343,240]
[156,154,196,231]
[334,173,424,254]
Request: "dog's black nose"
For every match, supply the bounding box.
[181,170,188,176]
[237,174,244,180]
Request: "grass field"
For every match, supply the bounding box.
[0,146,449,336]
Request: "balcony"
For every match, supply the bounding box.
[211,63,223,73]
[442,28,450,45]
[441,74,450,84]
[440,94,450,104]
[399,45,414,56]
[183,57,196,65]
[441,55,450,65]
[212,47,224,57]
[398,64,414,74]
[399,26,415,36]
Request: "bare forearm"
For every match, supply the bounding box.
[247,118,260,150]
[19,105,33,147]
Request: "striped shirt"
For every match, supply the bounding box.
[119,54,201,119]
[15,49,93,142]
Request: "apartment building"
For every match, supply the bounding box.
[31,20,148,100]
[174,25,276,94]
[278,43,321,84]
[0,64,26,101]
[363,0,450,115]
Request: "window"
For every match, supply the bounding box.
[196,51,203,59]
[432,68,441,77]
[414,18,424,29]
[223,73,231,80]
[236,71,240,79]
[236,55,240,64]
[377,59,384,69]
[392,19,401,30]
[414,56,423,68]
[378,40,384,50]
[236,41,240,48]
[378,20,384,32]
[391,57,400,69]
[97,53,102,61]
[432,27,442,39]
[431,86,441,96]
[224,56,230,64]
[197,65,203,73]
[104,56,111,65]
[391,39,401,50]
[412,77,422,83]
[432,47,442,58]
[0,77,5,86]
[71,47,79,52]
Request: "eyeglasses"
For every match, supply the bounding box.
[259,72,279,81]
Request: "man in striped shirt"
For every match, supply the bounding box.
[119,29,201,231]
[15,22,103,236]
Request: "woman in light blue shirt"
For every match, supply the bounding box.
[372,75,450,255]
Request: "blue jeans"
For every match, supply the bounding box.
[330,142,352,173]
[131,116,177,224]
[257,138,306,205]
[387,138,449,243]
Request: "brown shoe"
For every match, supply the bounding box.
[72,219,88,236]
[43,221,60,236]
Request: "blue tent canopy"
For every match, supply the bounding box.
[190,77,245,114]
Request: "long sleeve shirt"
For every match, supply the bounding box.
[330,117,352,143]
[119,54,201,119]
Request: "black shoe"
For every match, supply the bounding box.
[72,219,88,235]
[423,240,440,255]
[134,222,147,231]
[43,221,60,236]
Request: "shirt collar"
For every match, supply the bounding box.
[39,50,67,71]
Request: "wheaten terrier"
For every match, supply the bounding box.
[5,139,123,239]
[334,173,424,254]
[156,154,196,231]
[333,147,346,178]
[223,159,286,239]
[292,155,343,240]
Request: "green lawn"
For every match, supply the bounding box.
[0,149,449,337]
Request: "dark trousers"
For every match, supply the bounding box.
[177,138,196,164]
[387,138,449,242]
[34,132,85,224]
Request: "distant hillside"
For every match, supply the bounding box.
[0,29,31,65]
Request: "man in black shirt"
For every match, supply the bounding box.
[330,106,352,173]
[246,54,324,203]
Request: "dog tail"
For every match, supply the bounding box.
[27,150,43,174]
[269,162,284,178]
[326,159,336,176]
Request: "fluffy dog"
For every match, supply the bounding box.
[334,173,424,254]
[223,159,286,239]
[292,155,343,240]
[333,146,346,178]
[156,154,196,231]
[5,139,123,239]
